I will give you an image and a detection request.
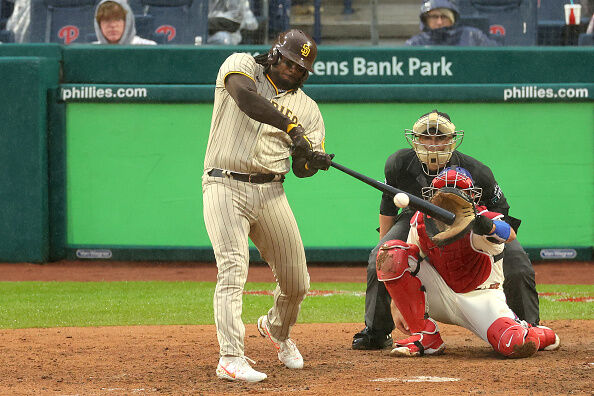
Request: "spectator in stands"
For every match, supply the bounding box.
[406,0,499,46]
[94,0,156,45]
[207,0,258,45]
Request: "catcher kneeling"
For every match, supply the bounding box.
[377,167,560,358]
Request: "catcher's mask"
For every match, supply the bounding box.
[422,167,482,204]
[405,110,464,176]
[267,29,317,87]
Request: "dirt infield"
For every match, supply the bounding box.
[0,260,592,395]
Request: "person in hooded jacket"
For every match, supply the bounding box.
[406,0,499,46]
[94,0,156,45]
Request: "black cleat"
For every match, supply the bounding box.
[352,327,393,350]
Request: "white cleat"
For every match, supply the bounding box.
[257,315,304,369]
[216,356,267,382]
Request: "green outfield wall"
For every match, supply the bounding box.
[65,102,593,261]
[0,44,592,262]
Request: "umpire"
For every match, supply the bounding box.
[352,110,540,350]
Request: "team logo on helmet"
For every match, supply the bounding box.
[301,43,311,57]
[422,167,482,203]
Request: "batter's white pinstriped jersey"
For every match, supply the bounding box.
[204,52,326,175]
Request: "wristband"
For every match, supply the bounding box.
[286,123,298,134]
[489,220,511,243]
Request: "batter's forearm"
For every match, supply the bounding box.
[226,74,292,131]
[235,88,292,130]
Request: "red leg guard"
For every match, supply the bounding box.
[487,317,539,358]
[376,240,425,333]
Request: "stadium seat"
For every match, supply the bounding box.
[127,0,144,15]
[139,0,208,44]
[578,32,593,45]
[29,0,97,44]
[0,28,14,42]
[537,0,590,45]
[456,0,538,45]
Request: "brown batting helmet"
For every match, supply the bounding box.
[268,29,317,72]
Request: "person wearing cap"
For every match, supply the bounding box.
[204,29,333,383]
[406,0,499,46]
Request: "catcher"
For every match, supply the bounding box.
[376,167,560,358]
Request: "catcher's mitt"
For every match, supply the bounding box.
[424,187,476,246]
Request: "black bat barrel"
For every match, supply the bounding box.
[330,161,455,225]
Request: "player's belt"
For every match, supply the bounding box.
[208,168,285,184]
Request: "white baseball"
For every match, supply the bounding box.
[393,193,410,208]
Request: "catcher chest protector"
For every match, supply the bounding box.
[376,240,427,333]
[413,212,492,293]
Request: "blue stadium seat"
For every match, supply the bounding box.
[139,0,207,44]
[0,28,14,42]
[578,32,593,45]
[456,0,538,45]
[127,0,144,15]
[29,0,97,44]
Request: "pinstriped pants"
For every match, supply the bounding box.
[202,173,310,357]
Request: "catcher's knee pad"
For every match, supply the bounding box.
[487,317,539,359]
[376,240,425,333]
[376,240,420,281]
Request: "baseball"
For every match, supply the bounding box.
[393,193,410,208]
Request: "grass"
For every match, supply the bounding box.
[0,281,591,329]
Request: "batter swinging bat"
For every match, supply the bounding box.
[330,161,456,225]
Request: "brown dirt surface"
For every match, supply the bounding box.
[0,260,592,395]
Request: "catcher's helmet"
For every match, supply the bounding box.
[405,110,464,176]
[268,29,317,73]
[422,166,482,203]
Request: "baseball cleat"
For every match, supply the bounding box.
[390,319,445,357]
[257,315,304,369]
[530,325,560,351]
[216,356,267,382]
[352,327,393,350]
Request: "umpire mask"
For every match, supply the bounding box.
[405,110,464,176]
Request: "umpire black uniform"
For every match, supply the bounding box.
[353,148,540,349]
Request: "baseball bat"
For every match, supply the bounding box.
[330,161,456,225]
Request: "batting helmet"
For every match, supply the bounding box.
[422,166,482,203]
[268,29,317,73]
[405,110,464,176]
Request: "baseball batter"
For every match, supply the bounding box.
[377,167,560,358]
[203,29,333,383]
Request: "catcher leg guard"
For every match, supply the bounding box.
[376,240,425,333]
[487,317,539,358]
[390,318,445,357]
[528,325,560,351]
